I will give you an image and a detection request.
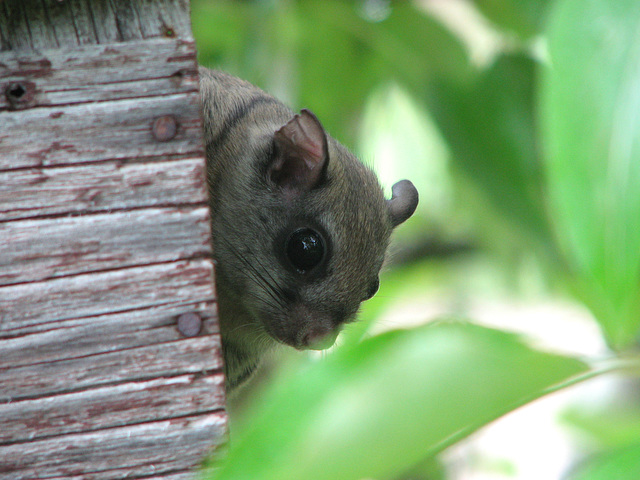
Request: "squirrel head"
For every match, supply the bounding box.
[212,108,418,351]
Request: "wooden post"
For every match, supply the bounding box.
[0,1,227,478]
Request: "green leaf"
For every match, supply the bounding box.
[204,322,588,480]
[192,0,473,144]
[429,54,552,246]
[567,442,640,480]
[357,82,451,219]
[563,404,640,449]
[472,0,552,40]
[540,0,640,348]
[293,0,473,140]
[191,0,253,71]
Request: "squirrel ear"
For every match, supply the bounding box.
[270,109,329,196]
[387,180,419,227]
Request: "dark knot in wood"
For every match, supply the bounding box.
[152,115,178,142]
[177,312,202,337]
[5,81,36,110]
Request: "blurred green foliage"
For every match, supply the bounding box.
[541,0,640,349]
[206,322,587,480]
[473,0,552,39]
[193,0,640,478]
[567,442,640,480]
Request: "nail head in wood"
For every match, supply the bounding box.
[5,81,36,110]
[177,312,202,337]
[152,115,178,142]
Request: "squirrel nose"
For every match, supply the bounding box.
[301,325,340,350]
[289,304,343,350]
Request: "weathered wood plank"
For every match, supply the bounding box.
[44,0,80,48]
[142,473,196,480]
[0,0,192,52]
[47,472,195,480]
[0,93,203,170]
[0,2,224,478]
[0,373,225,443]
[0,38,199,109]
[21,0,59,50]
[112,0,144,41]
[0,301,217,367]
[1,334,223,400]
[0,413,227,480]
[0,207,212,286]
[0,158,207,221]
[66,0,99,45]
[137,0,193,40]
[164,0,193,39]
[0,72,198,110]
[88,0,122,44]
[138,0,168,38]
[0,7,10,52]
[0,259,215,330]
[1,2,32,51]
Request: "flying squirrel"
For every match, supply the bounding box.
[199,68,419,391]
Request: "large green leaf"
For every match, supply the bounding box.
[563,397,640,450]
[293,0,474,139]
[540,0,640,348]
[472,0,552,40]
[191,0,472,144]
[191,0,253,71]
[204,321,587,480]
[429,54,551,246]
[567,442,640,480]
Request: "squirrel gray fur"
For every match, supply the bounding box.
[198,67,418,391]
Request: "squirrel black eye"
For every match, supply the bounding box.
[286,228,325,273]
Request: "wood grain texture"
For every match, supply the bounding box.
[21,0,59,50]
[86,0,121,44]
[0,159,207,221]
[45,469,200,480]
[0,301,218,367]
[0,373,225,443]
[44,472,197,480]
[66,0,100,45]
[0,1,226,478]
[0,300,217,363]
[140,474,197,480]
[0,413,227,480]
[44,0,79,47]
[0,206,212,285]
[0,259,215,330]
[0,38,199,110]
[0,3,31,51]
[0,315,221,401]
[0,93,203,170]
[0,0,193,51]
